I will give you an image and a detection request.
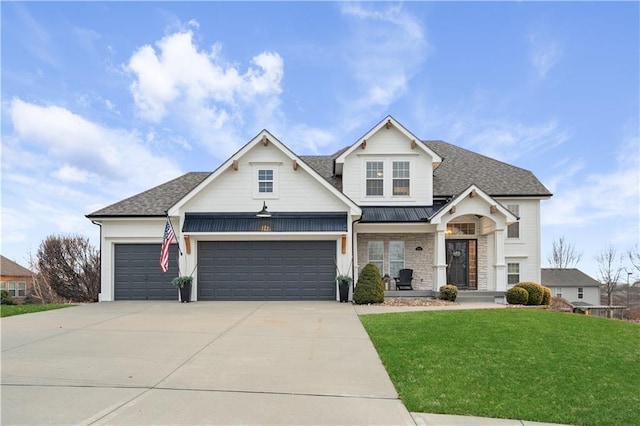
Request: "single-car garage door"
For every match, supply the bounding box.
[114,244,179,300]
[198,241,336,300]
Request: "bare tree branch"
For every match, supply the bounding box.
[547,236,583,268]
[596,245,623,317]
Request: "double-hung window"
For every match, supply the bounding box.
[389,241,405,278]
[507,204,520,238]
[555,287,563,298]
[258,169,274,194]
[392,161,410,196]
[366,162,384,196]
[578,287,584,299]
[367,241,384,275]
[507,263,520,285]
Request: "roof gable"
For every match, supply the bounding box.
[168,130,360,216]
[1,255,34,276]
[430,184,518,225]
[334,116,442,175]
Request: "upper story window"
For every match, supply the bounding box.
[392,161,410,196]
[507,204,520,238]
[366,161,384,196]
[258,169,274,193]
[578,287,584,299]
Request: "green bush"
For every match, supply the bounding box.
[514,282,545,305]
[541,286,552,305]
[438,285,458,302]
[353,263,384,304]
[1,290,15,305]
[506,286,528,305]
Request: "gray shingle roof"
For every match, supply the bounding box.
[541,268,601,288]
[87,138,551,217]
[1,255,34,276]
[425,141,551,197]
[87,172,211,217]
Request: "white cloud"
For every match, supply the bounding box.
[529,33,562,80]
[339,3,429,129]
[125,30,284,157]
[52,165,91,183]
[10,98,182,191]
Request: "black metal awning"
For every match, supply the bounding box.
[183,212,348,233]
[359,203,447,223]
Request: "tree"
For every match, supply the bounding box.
[595,245,623,316]
[547,236,583,268]
[629,244,640,278]
[35,235,100,302]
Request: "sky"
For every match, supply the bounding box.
[1,2,639,281]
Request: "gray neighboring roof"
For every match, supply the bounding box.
[87,172,211,217]
[183,212,348,232]
[541,268,601,288]
[360,205,447,223]
[299,155,342,190]
[425,141,552,197]
[1,255,34,276]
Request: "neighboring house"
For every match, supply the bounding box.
[541,268,601,306]
[1,255,35,302]
[87,116,552,302]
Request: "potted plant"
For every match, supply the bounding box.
[172,276,193,303]
[336,275,353,303]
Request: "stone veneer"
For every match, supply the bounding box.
[357,233,489,291]
[356,233,434,290]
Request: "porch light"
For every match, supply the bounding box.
[256,201,271,218]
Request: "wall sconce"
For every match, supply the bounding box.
[415,246,423,251]
[256,201,271,218]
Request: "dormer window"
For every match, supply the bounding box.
[366,161,384,196]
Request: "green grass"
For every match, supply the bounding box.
[360,309,640,426]
[0,304,74,317]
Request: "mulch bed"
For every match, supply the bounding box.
[378,297,458,307]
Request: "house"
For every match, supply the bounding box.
[541,268,601,306]
[87,116,552,302]
[1,255,35,302]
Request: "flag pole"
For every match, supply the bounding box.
[164,210,183,256]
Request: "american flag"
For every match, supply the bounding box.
[160,219,175,273]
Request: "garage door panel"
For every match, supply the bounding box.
[114,244,178,301]
[198,241,335,301]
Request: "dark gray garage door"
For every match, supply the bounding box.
[114,244,179,300]
[198,241,336,300]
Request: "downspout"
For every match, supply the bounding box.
[90,219,102,302]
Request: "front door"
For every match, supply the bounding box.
[446,239,477,289]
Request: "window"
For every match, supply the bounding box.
[578,287,584,299]
[507,204,520,238]
[389,241,405,278]
[392,161,410,196]
[366,162,384,196]
[2,281,26,297]
[446,223,476,236]
[507,263,520,285]
[367,241,384,275]
[555,287,563,298]
[258,169,274,193]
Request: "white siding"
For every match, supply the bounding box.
[500,198,542,284]
[184,143,347,213]
[341,126,434,205]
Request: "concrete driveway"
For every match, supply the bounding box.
[1,302,414,425]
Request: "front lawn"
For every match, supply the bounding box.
[360,309,640,426]
[1,304,74,317]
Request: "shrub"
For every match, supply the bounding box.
[439,285,458,302]
[506,286,528,305]
[353,263,384,304]
[541,286,552,305]
[1,290,15,305]
[23,293,42,305]
[514,282,545,305]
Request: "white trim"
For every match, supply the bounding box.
[431,185,518,225]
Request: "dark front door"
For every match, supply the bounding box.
[446,239,477,289]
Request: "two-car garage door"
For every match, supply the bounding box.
[198,241,336,301]
[113,241,336,301]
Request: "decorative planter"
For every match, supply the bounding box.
[339,280,350,303]
[179,282,192,303]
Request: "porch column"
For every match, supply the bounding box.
[433,229,447,291]
[494,229,506,291]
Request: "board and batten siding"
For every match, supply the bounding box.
[183,142,347,213]
[341,126,435,205]
[499,198,542,284]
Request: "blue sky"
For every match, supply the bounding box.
[2,2,639,280]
